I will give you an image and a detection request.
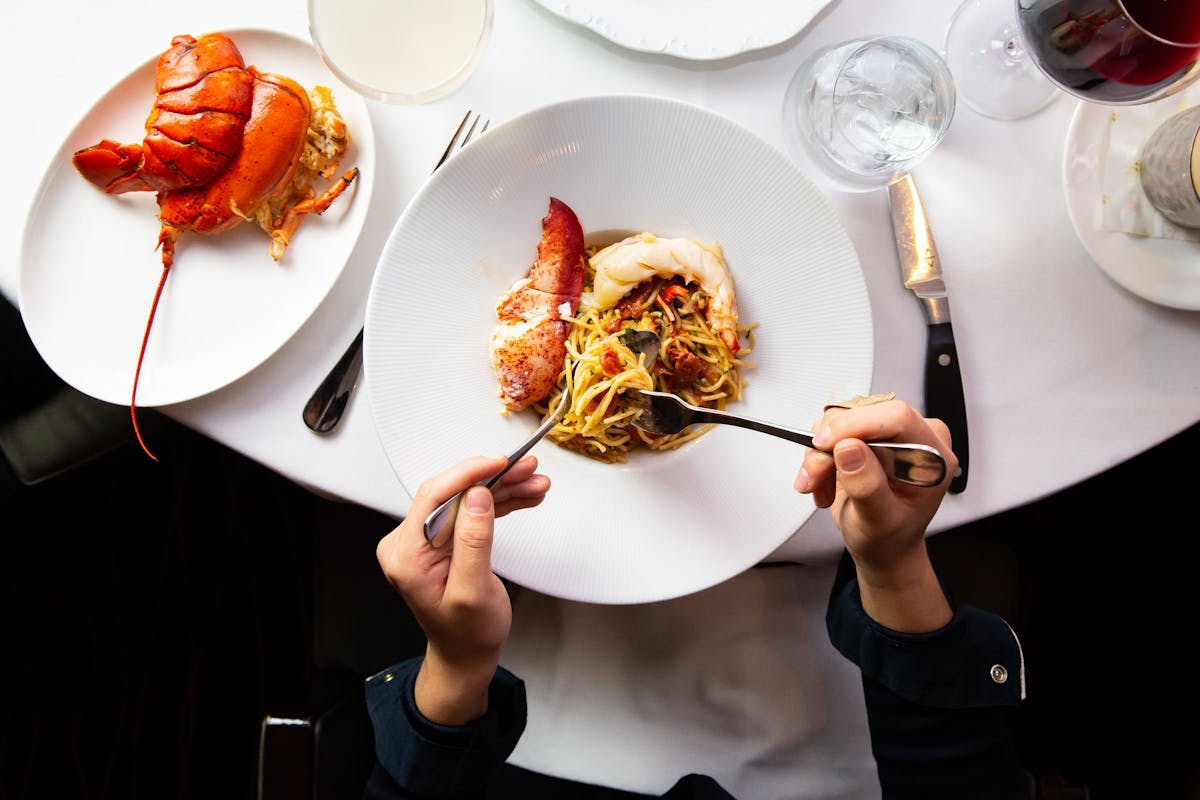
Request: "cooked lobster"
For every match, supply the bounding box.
[72,32,358,460]
[489,198,586,413]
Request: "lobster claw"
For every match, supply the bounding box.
[72,140,154,194]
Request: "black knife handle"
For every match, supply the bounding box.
[924,321,969,494]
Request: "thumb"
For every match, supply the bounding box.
[447,486,497,591]
[833,439,891,511]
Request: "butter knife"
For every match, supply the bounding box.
[887,173,969,493]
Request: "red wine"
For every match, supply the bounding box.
[1017,0,1200,103]
[1122,0,1200,43]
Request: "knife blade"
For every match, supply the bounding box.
[887,173,969,494]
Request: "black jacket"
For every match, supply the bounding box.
[363,553,1028,799]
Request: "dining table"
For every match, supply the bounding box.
[5,0,1200,796]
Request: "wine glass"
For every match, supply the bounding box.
[308,0,494,104]
[944,0,1200,119]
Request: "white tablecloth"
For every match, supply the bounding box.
[5,1,1200,795]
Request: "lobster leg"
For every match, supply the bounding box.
[267,167,359,259]
[291,168,359,216]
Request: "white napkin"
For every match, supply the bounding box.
[502,564,880,799]
[1101,89,1200,242]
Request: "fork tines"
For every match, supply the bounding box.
[435,111,490,172]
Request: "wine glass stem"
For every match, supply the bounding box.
[1005,35,1025,63]
[998,22,1029,67]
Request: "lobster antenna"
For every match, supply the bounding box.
[131,233,177,462]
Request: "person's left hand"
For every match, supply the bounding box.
[375,454,549,724]
[794,399,955,633]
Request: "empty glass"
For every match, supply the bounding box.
[783,35,956,192]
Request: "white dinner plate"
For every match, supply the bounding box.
[1062,95,1200,310]
[532,0,833,60]
[18,28,375,406]
[364,95,872,605]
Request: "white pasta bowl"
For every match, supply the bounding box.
[364,94,872,604]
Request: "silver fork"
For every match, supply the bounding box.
[423,388,571,548]
[302,110,490,434]
[629,389,948,488]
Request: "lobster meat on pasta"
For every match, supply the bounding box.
[489,203,756,463]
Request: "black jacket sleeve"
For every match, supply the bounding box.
[826,552,1032,800]
[360,656,739,800]
[362,658,527,799]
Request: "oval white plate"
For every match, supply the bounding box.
[1063,94,1200,310]
[533,0,832,60]
[364,95,872,604]
[18,28,375,406]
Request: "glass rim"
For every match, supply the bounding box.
[307,0,494,104]
[1113,0,1200,48]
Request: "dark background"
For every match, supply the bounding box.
[2,294,1197,799]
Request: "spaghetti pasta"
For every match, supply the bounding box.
[531,240,756,463]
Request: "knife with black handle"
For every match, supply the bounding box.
[887,174,969,493]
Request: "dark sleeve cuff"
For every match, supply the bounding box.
[826,551,1024,710]
[364,657,527,798]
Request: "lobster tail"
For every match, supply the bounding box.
[157,68,310,236]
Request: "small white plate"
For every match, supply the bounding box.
[18,28,375,406]
[533,0,833,60]
[1062,96,1200,310]
[364,95,873,604]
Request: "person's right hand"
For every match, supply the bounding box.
[794,399,958,632]
[375,454,549,724]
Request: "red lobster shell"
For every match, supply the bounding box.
[71,32,358,459]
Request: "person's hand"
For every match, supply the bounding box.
[794,399,958,632]
[376,455,550,725]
